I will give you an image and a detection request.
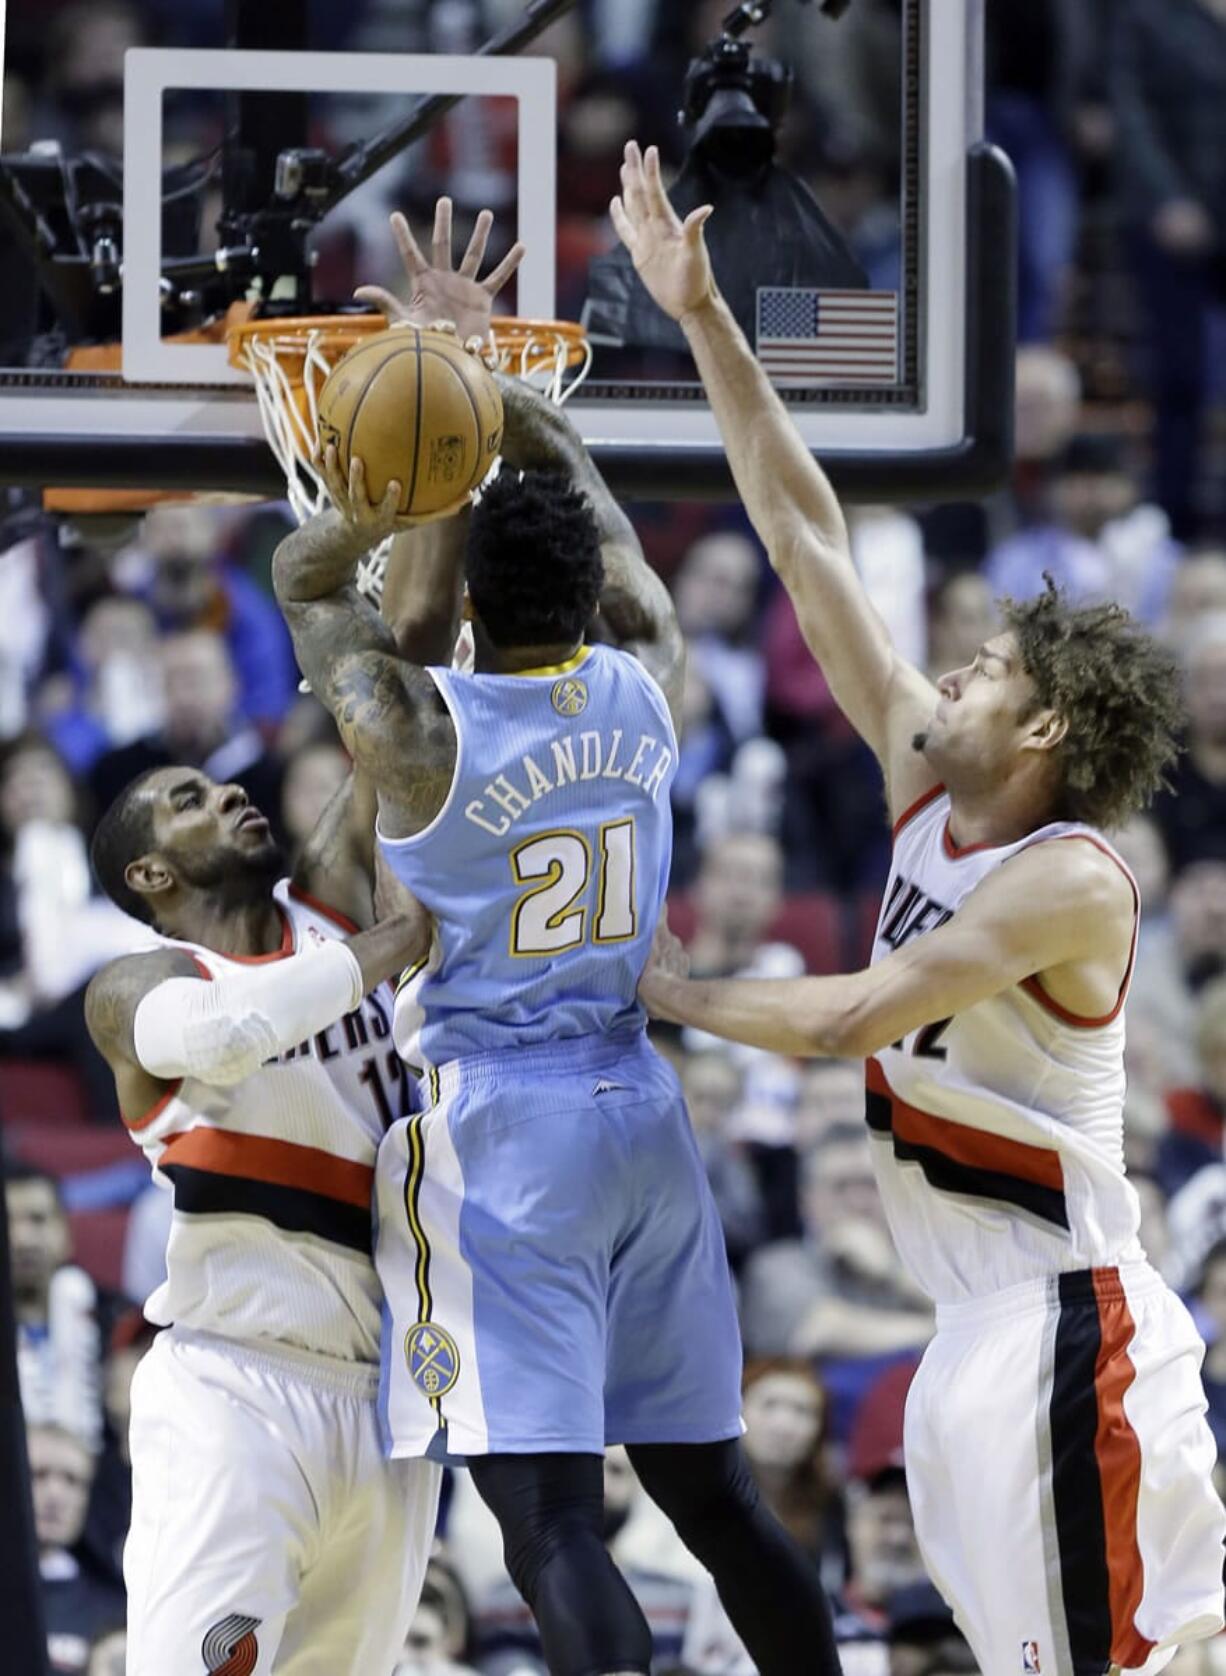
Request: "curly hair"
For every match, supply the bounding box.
[1001,579,1183,830]
[465,469,604,650]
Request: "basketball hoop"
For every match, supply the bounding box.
[227,311,592,601]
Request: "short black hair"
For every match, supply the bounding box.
[3,1160,62,1203]
[465,470,604,650]
[90,770,162,925]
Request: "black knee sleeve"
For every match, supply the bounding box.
[470,1453,653,1676]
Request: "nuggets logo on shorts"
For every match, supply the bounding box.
[551,676,588,717]
[405,1322,460,1398]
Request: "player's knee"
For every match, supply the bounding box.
[503,1506,606,1601]
[630,1440,760,1537]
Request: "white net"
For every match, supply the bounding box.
[233,316,593,604]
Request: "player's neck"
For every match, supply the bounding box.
[162,891,286,960]
[944,772,1061,851]
[481,639,584,675]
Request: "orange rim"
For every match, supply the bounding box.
[226,312,589,383]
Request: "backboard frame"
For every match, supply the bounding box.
[0,1,1014,502]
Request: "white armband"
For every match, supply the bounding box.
[132,939,365,1087]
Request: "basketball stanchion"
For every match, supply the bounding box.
[228,312,592,604]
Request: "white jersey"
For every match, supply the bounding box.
[868,786,1143,1304]
[124,880,408,1362]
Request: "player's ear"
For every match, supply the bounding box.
[1023,707,1068,756]
[125,853,175,904]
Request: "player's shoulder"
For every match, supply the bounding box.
[1006,829,1137,919]
[84,946,204,1057]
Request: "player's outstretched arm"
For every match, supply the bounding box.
[497,374,684,725]
[271,459,458,841]
[640,841,1135,1060]
[610,140,935,811]
[85,910,430,1121]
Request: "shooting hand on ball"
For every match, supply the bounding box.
[355,197,526,348]
[610,141,716,324]
[320,446,423,541]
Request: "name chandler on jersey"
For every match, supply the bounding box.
[464,727,674,838]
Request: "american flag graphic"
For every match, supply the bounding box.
[755,287,899,386]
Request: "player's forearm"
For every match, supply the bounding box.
[271,509,370,604]
[679,293,851,560]
[641,969,867,1059]
[381,508,470,665]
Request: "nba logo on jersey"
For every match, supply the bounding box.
[1022,1641,1041,1673]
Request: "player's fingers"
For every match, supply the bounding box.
[432,197,454,271]
[482,240,527,297]
[353,285,404,321]
[609,196,638,252]
[349,455,371,515]
[620,140,649,223]
[381,480,404,521]
[390,211,428,278]
[644,146,680,229]
[459,208,494,279]
[322,445,347,507]
[684,204,715,243]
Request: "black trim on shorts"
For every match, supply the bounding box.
[160,1164,373,1254]
[1050,1271,1113,1674]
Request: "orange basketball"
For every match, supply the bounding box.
[316,326,504,518]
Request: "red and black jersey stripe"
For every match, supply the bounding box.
[1050,1269,1153,1673]
[865,1059,1069,1230]
[158,1129,375,1255]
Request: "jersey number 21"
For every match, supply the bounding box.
[509,821,637,956]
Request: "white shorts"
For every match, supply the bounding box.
[125,1328,440,1675]
[905,1263,1225,1676]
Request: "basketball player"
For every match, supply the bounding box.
[612,140,1226,1676]
[270,382,842,1676]
[79,202,527,1676]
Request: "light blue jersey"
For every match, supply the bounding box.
[380,643,677,1070]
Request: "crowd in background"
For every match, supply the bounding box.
[4,1,1226,1672]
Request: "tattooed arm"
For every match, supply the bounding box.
[271,484,457,843]
[496,376,684,727]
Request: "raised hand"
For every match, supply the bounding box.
[354,198,526,348]
[610,141,716,323]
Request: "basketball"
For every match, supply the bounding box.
[316,326,504,518]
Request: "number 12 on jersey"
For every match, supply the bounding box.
[509,820,637,956]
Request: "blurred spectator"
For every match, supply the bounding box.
[985,435,1179,624]
[762,587,889,893]
[0,732,147,1118]
[1151,614,1226,874]
[280,738,350,851]
[83,1309,158,1582]
[89,628,287,845]
[85,1627,127,1676]
[135,503,298,729]
[740,1359,836,1568]
[985,0,1088,343]
[396,1589,480,1676]
[40,595,163,777]
[680,1050,765,1268]
[0,525,53,739]
[885,1581,977,1676]
[1121,861,1226,1090]
[30,2,143,156]
[794,1059,868,1152]
[672,534,765,746]
[7,1163,103,1449]
[1196,1237,1226,1464]
[924,572,999,685]
[29,1422,125,1675]
[1111,0,1226,539]
[472,1448,695,1673]
[833,1464,927,1672]
[1161,548,1226,656]
[739,1125,931,1361]
[1157,979,1226,1198]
